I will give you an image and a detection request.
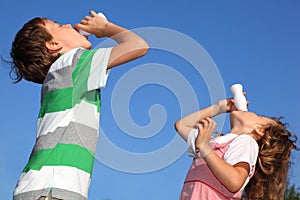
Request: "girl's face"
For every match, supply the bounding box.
[44,19,92,53]
[230,111,275,136]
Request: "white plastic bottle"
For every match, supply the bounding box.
[79,12,108,36]
[230,83,248,111]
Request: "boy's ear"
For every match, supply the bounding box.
[45,40,62,53]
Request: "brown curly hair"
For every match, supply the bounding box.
[9,17,60,84]
[243,117,298,200]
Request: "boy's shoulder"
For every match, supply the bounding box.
[49,48,86,73]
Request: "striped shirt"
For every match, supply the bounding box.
[13,47,112,200]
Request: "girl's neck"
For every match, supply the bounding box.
[230,127,260,141]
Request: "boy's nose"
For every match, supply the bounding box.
[64,24,72,28]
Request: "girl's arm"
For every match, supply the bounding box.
[205,150,250,192]
[195,117,250,192]
[174,99,233,141]
[76,10,149,69]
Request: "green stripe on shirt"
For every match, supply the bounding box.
[72,50,95,93]
[38,89,101,118]
[39,50,99,118]
[22,143,95,174]
[38,88,73,118]
[72,50,95,79]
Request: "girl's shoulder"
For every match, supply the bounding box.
[212,133,256,144]
[211,133,239,144]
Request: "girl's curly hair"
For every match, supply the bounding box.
[244,117,298,200]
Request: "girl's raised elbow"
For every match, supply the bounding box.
[174,119,184,133]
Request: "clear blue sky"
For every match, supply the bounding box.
[1,1,299,199]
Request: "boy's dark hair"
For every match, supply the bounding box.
[10,17,59,84]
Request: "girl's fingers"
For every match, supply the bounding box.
[208,120,217,132]
[196,118,211,131]
[198,118,216,132]
[202,118,211,127]
[196,123,204,135]
[200,117,210,124]
[195,118,217,137]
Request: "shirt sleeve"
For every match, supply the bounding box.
[224,134,259,175]
[187,128,198,157]
[87,47,112,91]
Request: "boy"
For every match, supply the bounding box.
[10,10,148,200]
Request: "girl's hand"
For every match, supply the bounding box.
[195,117,217,157]
[75,10,109,38]
[216,98,237,113]
[215,92,248,113]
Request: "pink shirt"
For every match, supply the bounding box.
[180,133,258,200]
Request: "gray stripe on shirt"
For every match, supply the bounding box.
[33,122,98,154]
[41,48,85,102]
[13,187,86,200]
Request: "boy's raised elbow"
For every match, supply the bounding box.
[136,39,149,57]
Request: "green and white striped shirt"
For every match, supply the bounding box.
[14,47,112,200]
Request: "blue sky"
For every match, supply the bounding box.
[1,1,299,199]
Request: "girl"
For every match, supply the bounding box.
[175,98,297,200]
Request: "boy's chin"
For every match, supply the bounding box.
[86,42,92,49]
[81,42,92,50]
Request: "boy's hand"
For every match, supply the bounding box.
[75,10,109,38]
[195,117,216,157]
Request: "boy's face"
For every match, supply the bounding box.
[44,19,92,52]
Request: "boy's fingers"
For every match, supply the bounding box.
[90,10,97,17]
[85,16,92,21]
[80,19,88,25]
[75,23,83,30]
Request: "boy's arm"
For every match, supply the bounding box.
[75,10,148,69]
[104,22,148,69]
